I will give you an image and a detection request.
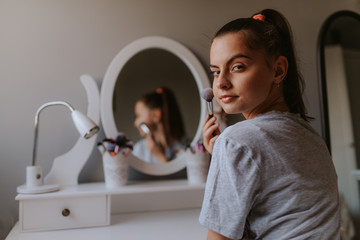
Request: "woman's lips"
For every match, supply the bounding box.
[220,95,236,103]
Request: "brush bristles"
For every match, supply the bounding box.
[201,88,214,102]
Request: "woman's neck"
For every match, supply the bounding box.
[244,88,289,120]
[153,124,169,147]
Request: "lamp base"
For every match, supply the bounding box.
[17,184,60,194]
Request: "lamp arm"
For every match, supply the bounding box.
[32,101,75,166]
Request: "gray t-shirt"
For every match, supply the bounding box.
[199,111,340,239]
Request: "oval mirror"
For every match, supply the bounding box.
[101,36,210,176]
[318,10,360,234]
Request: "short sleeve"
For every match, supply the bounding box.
[199,136,261,239]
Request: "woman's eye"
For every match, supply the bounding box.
[210,70,220,76]
[231,65,245,72]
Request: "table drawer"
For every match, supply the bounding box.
[19,194,110,232]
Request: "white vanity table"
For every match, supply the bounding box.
[7,36,211,240]
[6,180,207,240]
[7,209,206,240]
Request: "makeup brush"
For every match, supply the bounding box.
[139,123,150,135]
[201,88,214,118]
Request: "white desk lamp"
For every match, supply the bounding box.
[17,101,99,194]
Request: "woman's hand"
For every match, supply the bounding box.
[202,115,220,154]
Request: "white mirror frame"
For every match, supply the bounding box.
[100,36,210,175]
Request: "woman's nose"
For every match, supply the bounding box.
[216,72,231,89]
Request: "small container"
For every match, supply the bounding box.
[102,151,129,187]
[185,151,210,185]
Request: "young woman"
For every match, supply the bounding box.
[133,87,187,163]
[199,9,340,239]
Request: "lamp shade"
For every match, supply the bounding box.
[71,110,99,139]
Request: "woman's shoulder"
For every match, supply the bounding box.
[227,111,311,129]
[221,111,313,143]
[220,119,266,148]
[222,112,275,137]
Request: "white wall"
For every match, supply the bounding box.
[0,0,359,238]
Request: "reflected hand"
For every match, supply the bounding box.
[202,115,220,154]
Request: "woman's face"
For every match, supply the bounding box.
[210,32,278,119]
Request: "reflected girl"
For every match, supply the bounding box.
[133,87,187,163]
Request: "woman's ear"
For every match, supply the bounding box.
[273,56,288,84]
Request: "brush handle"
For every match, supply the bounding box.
[207,101,214,118]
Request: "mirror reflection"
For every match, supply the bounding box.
[112,48,200,163]
[319,10,360,238]
[133,87,189,163]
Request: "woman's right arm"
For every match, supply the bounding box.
[202,115,221,154]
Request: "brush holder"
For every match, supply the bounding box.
[102,151,129,187]
[185,151,210,185]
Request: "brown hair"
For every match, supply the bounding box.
[213,9,311,121]
[139,87,185,144]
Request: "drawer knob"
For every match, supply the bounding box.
[62,208,70,217]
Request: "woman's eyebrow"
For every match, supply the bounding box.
[209,53,251,68]
[229,53,251,61]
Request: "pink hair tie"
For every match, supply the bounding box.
[253,14,265,22]
[156,88,163,94]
